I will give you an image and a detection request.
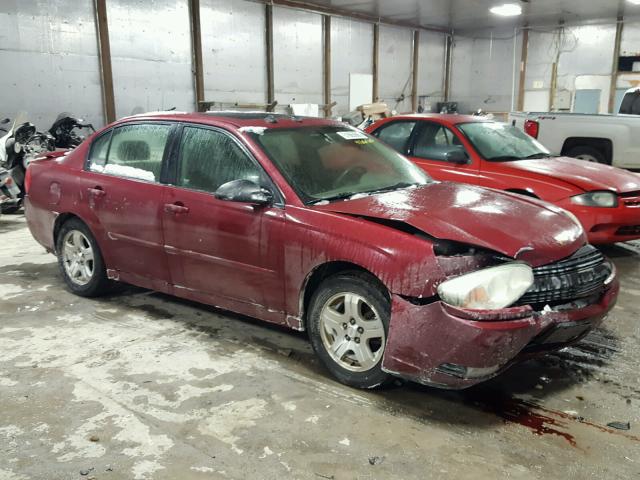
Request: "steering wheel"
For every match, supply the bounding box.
[334,165,367,188]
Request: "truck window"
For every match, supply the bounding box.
[619,91,640,115]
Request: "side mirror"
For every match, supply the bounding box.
[445,148,469,164]
[214,179,273,206]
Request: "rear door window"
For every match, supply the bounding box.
[372,121,417,154]
[619,91,640,115]
[88,123,172,182]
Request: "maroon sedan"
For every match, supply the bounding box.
[25,112,618,389]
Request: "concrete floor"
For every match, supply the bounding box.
[0,214,638,480]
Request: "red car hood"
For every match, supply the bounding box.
[314,182,586,267]
[499,157,640,193]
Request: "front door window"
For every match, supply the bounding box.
[177,126,263,192]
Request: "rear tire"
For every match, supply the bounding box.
[566,146,607,164]
[307,271,393,389]
[56,218,111,297]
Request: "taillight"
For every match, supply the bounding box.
[24,166,32,194]
[524,120,539,139]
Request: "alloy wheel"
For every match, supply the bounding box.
[319,292,386,372]
[61,230,95,286]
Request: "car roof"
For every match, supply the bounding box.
[386,113,492,125]
[117,111,343,129]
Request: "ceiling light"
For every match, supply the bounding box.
[490,3,523,16]
[628,0,640,5]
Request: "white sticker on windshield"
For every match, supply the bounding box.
[336,130,369,140]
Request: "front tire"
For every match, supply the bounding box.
[308,272,393,389]
[56,218,111,297]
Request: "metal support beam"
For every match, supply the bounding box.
[517,28,529,111]
[412,30,420,112]
[549,61,558,111]
[609,18,624,113]
[189,0,205,112]
[94,0,116,124]
[323,15,332,117]
[266,4,275,112]
[443,35,453,102]
[372,23,379,102]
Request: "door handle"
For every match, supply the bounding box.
[164,202,190,214]
[87,186,105,198]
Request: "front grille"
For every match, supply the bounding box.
[515,245,611,308]
[621,190,640,207]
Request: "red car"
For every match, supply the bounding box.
[366,114,640,244]
[25,112,618,389]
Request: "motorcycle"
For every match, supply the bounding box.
[0,115,54,213]
[0,166,21,216]
[48,113,95,149]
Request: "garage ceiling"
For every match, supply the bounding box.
[284,0,640,32]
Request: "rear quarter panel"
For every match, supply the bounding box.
[25,144,112,262]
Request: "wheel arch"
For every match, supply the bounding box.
[299,261,389,331]
[53,213,83,251]
[561,137,613,164]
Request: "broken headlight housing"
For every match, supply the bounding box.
[571,191,618,208]
[437,263,534,310]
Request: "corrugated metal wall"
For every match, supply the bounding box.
[378,25,414,113]
[0,0,445,126]
[0,0,104,130]
[331,17,373,116]
[452,22,640,115]
[450,31,522,114]
[272,7,323,110]
[6,1,640,126]
[107,0,194,118]
[523,24,632,113]
[200,0,267,106]
[418,31,446,109]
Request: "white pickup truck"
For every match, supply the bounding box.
[509,87,640,169]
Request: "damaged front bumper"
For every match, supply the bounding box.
[381,277,620,389]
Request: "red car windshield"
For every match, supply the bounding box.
[458,122,552,162]
[249,126,430,204]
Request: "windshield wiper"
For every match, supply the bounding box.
[521,153,553,159]
[365,182,420,195]
[309,192,359,204]
[309,182,421,205]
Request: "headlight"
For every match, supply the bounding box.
[437,263,534,310]
[571,191,618,208]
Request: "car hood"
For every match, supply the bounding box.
[500,157,640,193]
[313,182,586,267]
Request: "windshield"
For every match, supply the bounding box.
[249,126,430,203]
[457,122,552,161]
